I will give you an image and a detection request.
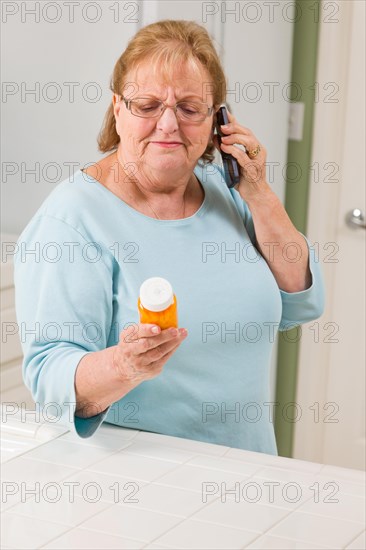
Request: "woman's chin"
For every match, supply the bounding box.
[148,156,187,173]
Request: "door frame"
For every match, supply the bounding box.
[293,0,354,462]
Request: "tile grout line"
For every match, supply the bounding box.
[140,471,264,547]
[343,529,366,550]
[4,428,365,548]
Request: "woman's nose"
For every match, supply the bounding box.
[156,105,179,133]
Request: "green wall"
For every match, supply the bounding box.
[274,0,321,457]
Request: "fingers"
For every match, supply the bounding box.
[151,342,181,370]
[220,127,263,151]
[135,326,186,354]
[133,339,182,381]
[220,141,247,162]
[142,334,186,368]
[220,140,264,161]
[219,117,251,136]
[216,114,266,161]
[137,328,187,366]
[114,322,188,383]
[220,132,257,151]
[121,323,162,343]
[118,323,187,364]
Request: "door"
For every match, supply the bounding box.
[294,0,365,470]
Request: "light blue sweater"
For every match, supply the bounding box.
[14,163,325,454]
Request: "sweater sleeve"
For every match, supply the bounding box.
[276,231,325,331]
[229,187,325,331]
[13,214,114,438]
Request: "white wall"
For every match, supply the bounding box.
[2,0,139,233]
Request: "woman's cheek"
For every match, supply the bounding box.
[197,132,211,152]
[125,133,143,153]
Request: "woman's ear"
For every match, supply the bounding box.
[113,94,121,117]
[113,94,121,106]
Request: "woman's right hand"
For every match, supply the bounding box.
[112,323,188,383]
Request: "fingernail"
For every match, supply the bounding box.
[151,326,160,334]
[179,328,188,336]
[170,328,178,336]
[221,124,229,128]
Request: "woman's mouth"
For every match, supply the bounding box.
[150,141,183,148]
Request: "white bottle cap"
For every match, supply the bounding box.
[139,277,174,312]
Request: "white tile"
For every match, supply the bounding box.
[207,480,313,511]
[320,465,366,483]
[94,423,140,439]
[193,497,289,533]
[155,518,257,549]
[0,435,40,464]
[119,483,205,517]
[1,449,22,464]
[323,479,365,498]
[60,469,147,503]
[80,504,182,542]
[268,456,323,475]
[134,431,229,456]
[156,464,242,493]
[346,531,366,549]
[120,440,197,463]
[314,475,366,498]
[269,511,365,548]
[21,438,124,469]
[0,410,68,442]
[32,422,70,440]
[1,479,25,512]
[254,466,321,488]
[223,450,322,475]
[89,451,179,482]
[42,527,145,549]
[1,456,77,484]
[298,492,365,524]
[1,512,69,549]
[144,544,172,549]
[246,534,333,549]
[60,425,139,449]
[9,487,111,527]
[224,448,282,466]
[186,454,260,477]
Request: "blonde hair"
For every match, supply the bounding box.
[97,20,227,164]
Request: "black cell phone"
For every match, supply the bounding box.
[215,105,241,188]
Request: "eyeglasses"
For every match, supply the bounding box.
[120,96,214,122]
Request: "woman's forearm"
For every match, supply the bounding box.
[211,106,312,292]
[74,346,139,418]
[243,187,312,293]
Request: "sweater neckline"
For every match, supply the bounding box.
[76,167,211,225]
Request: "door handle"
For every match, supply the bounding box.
[345,208,366,230]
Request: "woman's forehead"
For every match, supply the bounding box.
[123,60,213,99]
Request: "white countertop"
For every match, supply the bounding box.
[1,411,365,549]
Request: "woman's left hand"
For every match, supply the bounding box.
[213,108,271,203]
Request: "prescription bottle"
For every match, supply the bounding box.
[138,277,178,330]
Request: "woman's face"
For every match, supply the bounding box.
[113,61,215,178]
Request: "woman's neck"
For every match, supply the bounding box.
[114,152,201,219]
[84,152,204,220]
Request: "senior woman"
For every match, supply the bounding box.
[14,20,324,454]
